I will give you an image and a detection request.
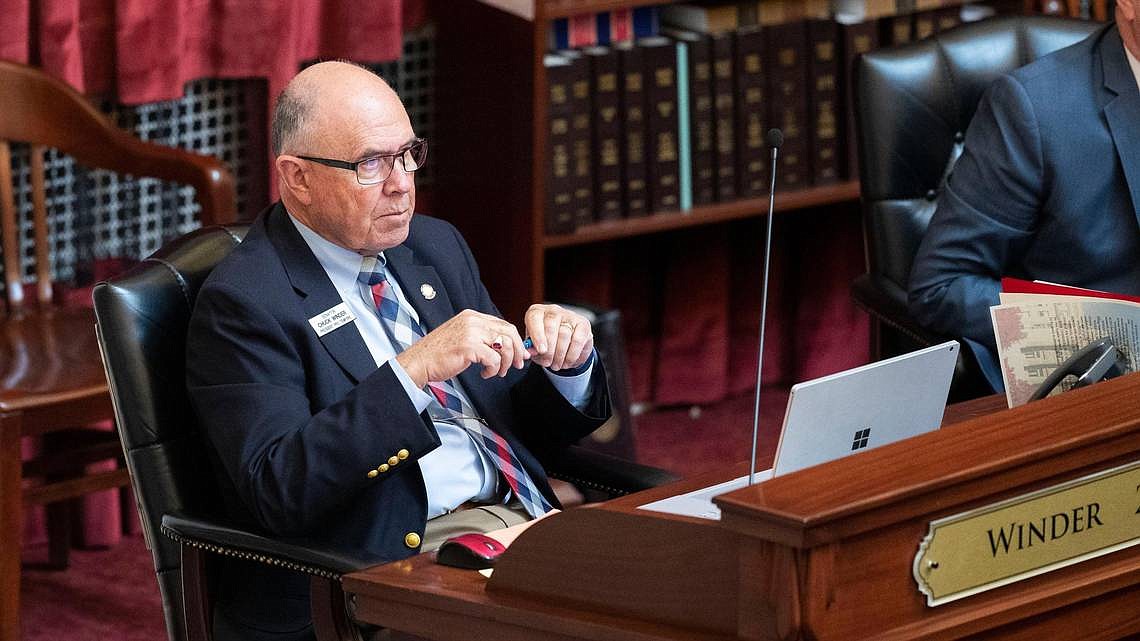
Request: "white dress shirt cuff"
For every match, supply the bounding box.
[542,350,596,410]
[388,357,435,414]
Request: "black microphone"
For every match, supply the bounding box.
[749,129,783,485]
[766,128,784,150]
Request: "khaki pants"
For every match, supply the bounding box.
[420,501,530,552]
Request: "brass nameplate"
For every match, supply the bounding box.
[914,460,1140,606]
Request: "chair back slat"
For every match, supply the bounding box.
[0,59,237,227]
[0,58,237,221]
[0,141,23,309]
[30,145,52,305]
[0,60,238,313]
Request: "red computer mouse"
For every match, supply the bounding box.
[435,533,506,570]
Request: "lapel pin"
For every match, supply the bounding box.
[420,283,437,300]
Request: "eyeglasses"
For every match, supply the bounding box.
[299,138,428,185]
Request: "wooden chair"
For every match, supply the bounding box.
[0,59,236,641]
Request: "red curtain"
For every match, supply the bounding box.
[0,0,425,105]
[550,206,871,408]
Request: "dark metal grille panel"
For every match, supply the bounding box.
[373,23,436,186]
[5,77,254,287]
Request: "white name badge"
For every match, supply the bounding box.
[308,303,356,337]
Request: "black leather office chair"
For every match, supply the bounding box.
[852,15,1101,401]
[92,224,676,641]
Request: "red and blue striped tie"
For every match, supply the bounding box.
[358,256,552,518]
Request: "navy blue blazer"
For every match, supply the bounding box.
[186,203,609,639]
[908,25,1140,389]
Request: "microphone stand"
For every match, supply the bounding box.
[749,129,783,485]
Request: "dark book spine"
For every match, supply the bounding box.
[711,32,737,201]
[687,34,716,206]
[883,13,915,45]
[618,44,650,218]
[840,20,880,180]
[807,19,842,186]
[632,6,660,38]
[935,6,961,32]
[736,1,759,27]
[545,58,576,234]
[735,26,767,198]
[589,48,624,221]
[550,19,570,50]
[643,39,681,213]
[765,20,809,190]
[567,55,595,228]
[913,9,936,40]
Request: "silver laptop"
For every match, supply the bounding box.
[772,340,959,476]
[639,340,959,519]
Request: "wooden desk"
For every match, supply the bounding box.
[345,387,1140,640]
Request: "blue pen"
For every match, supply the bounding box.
[523,337,534,350]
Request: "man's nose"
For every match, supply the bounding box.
[384,162,414,193]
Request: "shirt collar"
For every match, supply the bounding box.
[1125,43,1140,96]
[287,214,386,298]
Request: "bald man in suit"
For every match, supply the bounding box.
[186,61,610,641]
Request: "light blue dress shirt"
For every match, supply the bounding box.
[289,216,594,518]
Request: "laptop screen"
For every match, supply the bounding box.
[638,341,958,520]
[772,340,958,476]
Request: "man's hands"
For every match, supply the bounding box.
[523,304,593,371]
[395,305,593,387]
[397,309,527,387]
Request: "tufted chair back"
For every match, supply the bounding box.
[852,15,1100,399]
[93,224,248,641]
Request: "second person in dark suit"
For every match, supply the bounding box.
[909,4,1140,390]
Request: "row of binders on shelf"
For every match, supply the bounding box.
[544,0,1006,234]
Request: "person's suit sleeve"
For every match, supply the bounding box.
[445,222,611,452]
[187,281,441,537]
[908,74,1043,375]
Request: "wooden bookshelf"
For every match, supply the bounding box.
[544,0,667,19]
[431,0,866,320]
[544,180,860,247]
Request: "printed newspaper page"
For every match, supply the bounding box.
[990,293,1140,407]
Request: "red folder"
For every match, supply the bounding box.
[1001,277,1140,304]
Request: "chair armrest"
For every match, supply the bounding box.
[161,513,376,579]
[162,448,678,580]
[850,273,951,348]
[546,445,680,498]
[851,273,993,400]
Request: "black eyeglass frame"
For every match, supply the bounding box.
[298,137,428,185]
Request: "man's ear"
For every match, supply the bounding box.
[276,155,313,206]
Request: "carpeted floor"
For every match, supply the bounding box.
[633,387,789,476]
[21,536,164,641]
[19,389,788,640]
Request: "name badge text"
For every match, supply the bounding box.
[309,303,356,337]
